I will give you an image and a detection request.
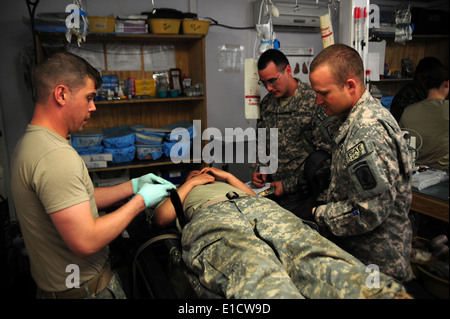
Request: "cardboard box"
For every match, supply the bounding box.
[88,16,116,33]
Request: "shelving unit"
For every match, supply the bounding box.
[371,34,449,96]
[35,32,208,175]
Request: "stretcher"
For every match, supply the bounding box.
[127,190,222,299]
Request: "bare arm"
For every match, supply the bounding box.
[50,191,146,258]
[94,180,134,210]
[50,179,171,258]
[153,173,214,227]
[154,168,257,227]
[201,167,257,196]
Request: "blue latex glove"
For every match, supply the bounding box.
[131,173,174,194]
[137,183,176,208]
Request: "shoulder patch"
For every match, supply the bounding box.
[316,109,328,122]
[346,141,367,163]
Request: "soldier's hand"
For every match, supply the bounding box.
[270,181,284,197]
[138,183,176,208]
[131,173,174,194]
[252,172,267,188]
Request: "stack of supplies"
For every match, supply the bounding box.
[135,79,156,97]
[72,121,197,167]
[101,74,119,97]
[102,126,136,163]
[71,128,113,168]
[80,153,113,169]
[71,128,104,155]
[162,120,196,160]
[115,15,148,34]
[130,125,167,161]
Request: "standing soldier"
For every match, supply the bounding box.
[309,44,414,282]
[251,49,334,216]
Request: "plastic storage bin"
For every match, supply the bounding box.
[163,141,191,159]
[73,145,104,155]
[148,18,181,34]
[71,133,103,148]
[88,16,116,33]
[102,126,135,149]
[71,129,104,155]
[104,145,136,163]
[131,125,168,145]
[181,19,210,35]
[163,120,196,142]
[136,144,164,160]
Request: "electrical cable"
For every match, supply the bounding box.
[26,0,41,64]
[401,127,423,151]
[204,17,254,30]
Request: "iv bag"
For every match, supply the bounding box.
[65,0,89,46]
[256,23,275,56]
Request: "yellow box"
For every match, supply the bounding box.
[149,19,181,34]
[135,79,155,87]
[135,79,155,96]
[88,16,116,33]
[182,19,210,35]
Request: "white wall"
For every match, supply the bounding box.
[0,0,331,217]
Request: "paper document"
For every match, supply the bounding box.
[245,181,271,195]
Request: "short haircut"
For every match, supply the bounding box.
[310,44,364,86]
[415,56,442,79]
[257,49,290,71]
[33,51,102,104]
[424,64,448,90]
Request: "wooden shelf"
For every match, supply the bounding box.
[95,96,204,105]
[371,34,449,96]
[37,31,204,42]
[373,78,413,82]
[36,31,208,173]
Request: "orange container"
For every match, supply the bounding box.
[182,19,210,35]
[88,16,116,33]
[149,19,181,34]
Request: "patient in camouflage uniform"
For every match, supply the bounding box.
[153,167,410,299]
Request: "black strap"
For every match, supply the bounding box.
[303,150,331,184]
[300,150,332,201]
[170,189,186,229]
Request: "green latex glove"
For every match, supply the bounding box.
[131,173,174,194]
[137,183,176,208]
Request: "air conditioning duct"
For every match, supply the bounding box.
[253,1,329,33]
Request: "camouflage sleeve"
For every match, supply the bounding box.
[280,163,302,194]
[280,93,317,194]
[315,121,403,237]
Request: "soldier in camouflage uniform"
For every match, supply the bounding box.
[390,56,442,122]
[309,44,414,282]
[153,167,410,299]
[250,49,333,215]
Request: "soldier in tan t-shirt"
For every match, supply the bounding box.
[11,52,175,299]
